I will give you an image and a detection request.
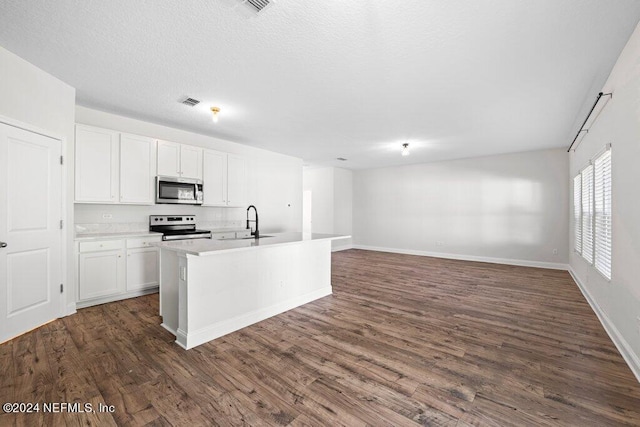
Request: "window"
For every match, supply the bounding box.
[581,164,594,264]
[573,146,612,280]
[573,174,582,253]
[594,149,612,279]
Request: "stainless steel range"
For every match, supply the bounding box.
[150,215,212,241]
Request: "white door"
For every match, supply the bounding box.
[120,133,156,204]
[227,154,247,207]
[303,190,312,234]
[157,140,181,177]
[180,145,203,180]
[202,149,228,206]
[0,123,63,343]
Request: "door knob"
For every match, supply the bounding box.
[0,242,7,248]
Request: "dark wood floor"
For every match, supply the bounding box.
[2,249,640,426]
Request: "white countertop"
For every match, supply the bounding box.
[155,232,350,256]
[74,231,162,241]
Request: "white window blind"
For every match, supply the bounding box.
[573,174,582,253]
[581,164,594,264]
[594,149,612,279]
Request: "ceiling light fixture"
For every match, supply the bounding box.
[211,107,221,123]
[401,143,410,156]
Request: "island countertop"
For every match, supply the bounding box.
[154,232,349,256]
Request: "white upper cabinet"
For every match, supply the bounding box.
[203,151,247,207]
[120,133,156,204]
[203,149,228,206]
[75,125,119,203]
[157,140,203,180]
[180,144,203,180]
[76,125,244,206]
[227,154,247,207]
[157,140,181,178]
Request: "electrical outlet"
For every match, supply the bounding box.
[102,213,112,219]
[552,249,558,255]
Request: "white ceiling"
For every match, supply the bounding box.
[1,1,639,169]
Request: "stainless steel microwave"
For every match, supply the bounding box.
[156,176,203,205]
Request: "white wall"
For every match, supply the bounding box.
[75,106,303,234]
[0,45,76,314]
[353,148,569,268]
[569,21,640,380]
[302,167,353,250]
[333,168,353,248]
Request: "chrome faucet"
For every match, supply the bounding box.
[246,205,259,239]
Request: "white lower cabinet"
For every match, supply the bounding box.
[211,230,252,240]
[126,247,159,292]
[77,235,161,308]
[78,250,125,301]
[211,231,236,240]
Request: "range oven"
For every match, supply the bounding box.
[150,215,212,241]
[156,176,203,205]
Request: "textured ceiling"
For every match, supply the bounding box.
[1,0,639,169]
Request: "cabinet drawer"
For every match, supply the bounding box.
[127,236,162,249]
[235,230,251,238]
[212,232,236,240]
[79,239,124,253]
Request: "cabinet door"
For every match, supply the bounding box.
[227,154,247,207]
[75,125,119,203]
[120,133,156,204]
[202,150,228,206]
[157,140,181,177]
[78,250,125,301]
[180,145,203,179]
[126,248,159,292]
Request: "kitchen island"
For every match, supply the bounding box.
[156,232,349,349]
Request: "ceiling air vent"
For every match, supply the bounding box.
[237,0,274,15]
[181,97,200,107]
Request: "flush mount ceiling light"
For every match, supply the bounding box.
[210,107,221,123]
[401,143,410,156]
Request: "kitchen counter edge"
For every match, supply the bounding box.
[154,233,350,256]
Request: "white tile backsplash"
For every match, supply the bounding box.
[74,204,247,234]
[75,222,149,234]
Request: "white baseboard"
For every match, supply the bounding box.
[161,323,177,336]
[64,302,77,317]
[75,287,159,309]
[352,244,568,270]
[568,268,640,383]
[176,286,333,349]
[332,244,353,252]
